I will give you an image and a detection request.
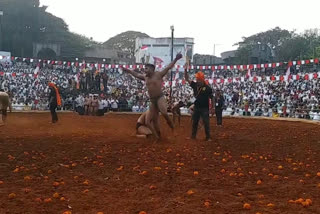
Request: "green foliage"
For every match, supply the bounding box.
[103,31,150,55]
[0,0,95,58]
[236,27,320,63]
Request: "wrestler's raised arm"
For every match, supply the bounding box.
[122,67,145,80]
[159,53,183,77]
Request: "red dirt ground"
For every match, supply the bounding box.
[0,113,319,214]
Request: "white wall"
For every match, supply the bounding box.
[135,37,194,71]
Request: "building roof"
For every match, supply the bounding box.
[221,50,237,60]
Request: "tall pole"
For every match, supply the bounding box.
[213,44,216,64]
[0,11,3,51]
[169,25,174,101]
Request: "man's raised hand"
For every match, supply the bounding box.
[175,53,183,60]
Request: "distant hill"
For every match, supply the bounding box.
[103,31,150,55]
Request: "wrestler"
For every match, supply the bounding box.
[123,53,183,139]
[91,95,99,116]
[172,101,185,126]
[0,89,10,126]
[84,95,91,115]
[136,110,153,138]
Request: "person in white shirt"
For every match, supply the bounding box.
[132,104,139,112]
[97,97,105,116]
[110,99,118,112]
[102,99,109,113]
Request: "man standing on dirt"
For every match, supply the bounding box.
[184,63,214,141]
[0,89,10,126]
[214,90,225,126]
[48,82,61,123]
[122,53,183,140]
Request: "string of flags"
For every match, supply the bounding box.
[163,72,320,86]
[3,56,320,71]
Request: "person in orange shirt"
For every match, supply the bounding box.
[48,82,61,123]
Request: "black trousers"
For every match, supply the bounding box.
[50,104,58,123]
[192,107,211,140]
[215,108,223,125]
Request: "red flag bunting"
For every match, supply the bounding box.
[280,75,284,81]
[313,73,318,79]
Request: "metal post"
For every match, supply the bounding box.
[213,44,216,64]
[0,11,3,51]
[169,25,174,100]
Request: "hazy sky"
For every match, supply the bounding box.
[40,0,320,57]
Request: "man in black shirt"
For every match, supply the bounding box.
[214,90,225,126]
[184,66,213,141]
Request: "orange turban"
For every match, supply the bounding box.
[195,72,205,82]
[48,82,62,106]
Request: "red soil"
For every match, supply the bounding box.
[0,113,319,214]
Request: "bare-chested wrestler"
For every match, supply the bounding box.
[91,95,99,116]
[0,90,10,126]
[123,53,183,140]
[172,101,185,126]
[136,110,153,138]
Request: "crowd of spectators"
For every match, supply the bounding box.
[0,59,320,121]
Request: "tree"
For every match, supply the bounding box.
[0,0,40,56]
[235,27,293,63]
[0,0,96,58]
[276,29,320,61]
[37,10,97,59]
[235,27,320,63]
[103,31,150,56]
